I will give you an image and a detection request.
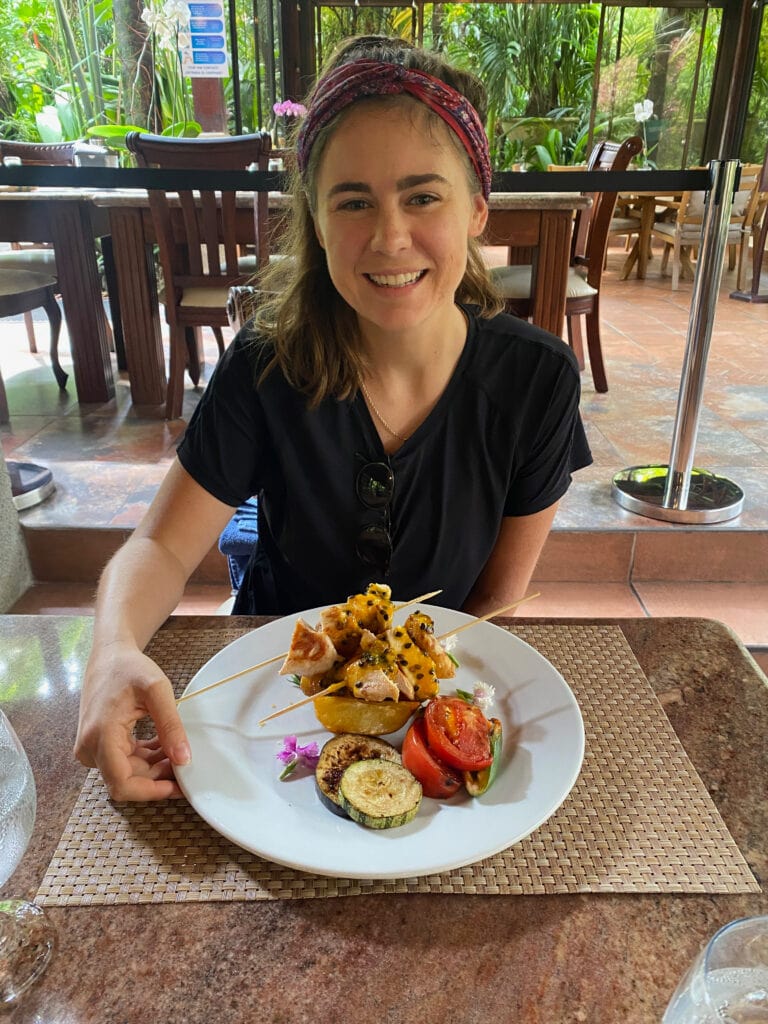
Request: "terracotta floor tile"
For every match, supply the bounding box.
[521,582,646,618]
[749,649,768,679]
[633,582,768,646]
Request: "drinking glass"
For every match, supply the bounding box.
[663,916,768,1023]
[0,708,55,1004]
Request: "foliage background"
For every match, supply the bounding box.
[0,0,765,169]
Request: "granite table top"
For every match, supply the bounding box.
[1,614,765,1024]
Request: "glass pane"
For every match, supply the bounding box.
[742,5,768,164]
[597,7,722,169]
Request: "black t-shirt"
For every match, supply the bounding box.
[177,305,592,614]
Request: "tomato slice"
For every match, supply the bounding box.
[402,717,463,799]
[423,697,494,771]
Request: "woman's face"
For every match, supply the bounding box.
[312,101,488,342]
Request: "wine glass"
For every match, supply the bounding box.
[663,915,768,1023]
[0,708,55,1004]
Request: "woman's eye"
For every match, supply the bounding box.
[409,193,439,207]
[337,198,370,212]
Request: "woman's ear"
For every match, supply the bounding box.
[469,194,488,239]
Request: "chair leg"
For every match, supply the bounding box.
[585,306,608,393]
[660,243,670,276]
[184,327,203,385]
[24,311,38,353]
[671,240,681,291]
[166,326,187,420]
[566,314,585,370]
[212,326,225,356]
[42,289,67,390]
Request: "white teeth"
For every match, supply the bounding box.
[367,271,423,287]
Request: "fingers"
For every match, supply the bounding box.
[144,682,192,768]
[75,646,191,802]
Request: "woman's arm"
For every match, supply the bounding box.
[74,459,237,801]
[462,503,558,617]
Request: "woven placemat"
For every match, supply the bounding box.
[37,624,759,905]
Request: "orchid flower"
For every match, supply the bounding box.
[276,735,320,780]
[633,99,654,124]
[272,100,308,118]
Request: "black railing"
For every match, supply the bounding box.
[0,165,715,194]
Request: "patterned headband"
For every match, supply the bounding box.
[296,59,492,200]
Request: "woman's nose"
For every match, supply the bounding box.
[370,205,410,253]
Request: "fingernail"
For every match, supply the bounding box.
[173,741,192,766]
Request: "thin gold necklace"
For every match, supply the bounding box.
[360,380,409,443]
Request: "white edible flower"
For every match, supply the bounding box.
[634,99,654,124]
[472,681,496,712]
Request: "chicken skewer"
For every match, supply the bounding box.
[176,589,442,705]
[257,592,540,726]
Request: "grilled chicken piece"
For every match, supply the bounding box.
[387,627,439,700]
[345,583,395,635]
[317,604,363,661]
[342,630,400,702]
[279,618,339,677]
[404,612,456,679]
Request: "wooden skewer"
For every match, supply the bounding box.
[176,589,443,705]
[257,681,347,726]
[176,652,285,705]
[436,591,541,641]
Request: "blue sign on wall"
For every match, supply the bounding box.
[182,1,228,78]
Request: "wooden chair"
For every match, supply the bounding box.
[0,269,66,424]
[0,140,77,354]
[125,131,272,419]
[649,164,761,290]
[733,164,767,292]
[491,135,643,393]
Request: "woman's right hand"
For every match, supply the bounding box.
[74,640,192,802]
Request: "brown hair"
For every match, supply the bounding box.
[255,36,502,407]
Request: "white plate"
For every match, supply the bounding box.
[176,607,584,879]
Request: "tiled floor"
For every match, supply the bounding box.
[2,242,768,670]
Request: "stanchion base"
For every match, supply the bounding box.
[729,289,768,304]
[612,465,744,524]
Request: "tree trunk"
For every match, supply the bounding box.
[113,0,155,129]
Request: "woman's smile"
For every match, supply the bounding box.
[365,270,427,289]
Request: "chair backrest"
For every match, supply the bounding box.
[670,163,761,233]
[0,140,77,165]
[125,131,273,277]
[732,163,764,229]
[571,136,643,270]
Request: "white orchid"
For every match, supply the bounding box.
[141,0,190,51]
[634,99,654,124]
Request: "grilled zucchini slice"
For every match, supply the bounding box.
[338,760,422,829]
[315,734,401,817]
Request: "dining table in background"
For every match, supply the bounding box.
[618,190,682,281]
[485,191,591,335]
[0,188,117,404]
[1,612,765,1024]
[91,190,591,410]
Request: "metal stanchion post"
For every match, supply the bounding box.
[612,159,745,524]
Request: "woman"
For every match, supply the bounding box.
[75,36,592,801]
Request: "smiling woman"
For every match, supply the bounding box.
[74,35,592,804]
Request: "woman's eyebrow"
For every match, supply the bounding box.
[325,173,450,200]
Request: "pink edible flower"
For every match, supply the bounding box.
[276,735,320,780]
